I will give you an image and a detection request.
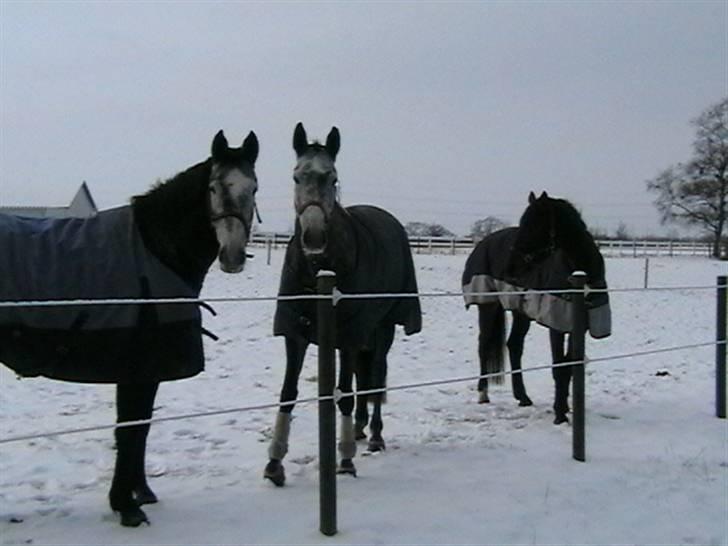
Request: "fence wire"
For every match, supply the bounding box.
[0,283,721,309]
[1,339,724,446]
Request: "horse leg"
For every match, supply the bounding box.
[354,347,373,440]
[109,382,156,527]
[131,382,159,506]
[477,304,506,403]
[367,324,394,452]
[550,329,571,424]
[264,335,307,487]
[368,399,386,452]
[507,312,533,406]
[354,392,368,440]
[336,349,357,476]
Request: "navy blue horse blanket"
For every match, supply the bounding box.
[0,207,206,383]
[462,228,611,339]
[273,205,422,348]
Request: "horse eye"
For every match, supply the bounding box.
[209,186,217,194]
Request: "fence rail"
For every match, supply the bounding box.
[249,232,714,257]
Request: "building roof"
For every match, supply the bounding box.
[0,182,98,218]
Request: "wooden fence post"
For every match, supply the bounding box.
[569,271,588,462]
[317,271,337,535]
[717,275,727,419]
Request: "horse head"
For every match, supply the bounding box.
[291,122,340,257]
[209,130,259,273]
[508,191,599,281]
[507,191,558,278]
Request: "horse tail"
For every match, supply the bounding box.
[478,304,506,385]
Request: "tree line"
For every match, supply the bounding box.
[406,97,727,258]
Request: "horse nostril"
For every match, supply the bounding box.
[302,228,327,251]
[219,247,246,272]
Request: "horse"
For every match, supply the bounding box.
[462,191,611,424]
[0,129,259,526]
[263,123,422,486]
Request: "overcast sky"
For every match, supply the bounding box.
[0,1,725,236]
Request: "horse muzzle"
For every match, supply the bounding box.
[213,215,250,273]
[298,204,328,256]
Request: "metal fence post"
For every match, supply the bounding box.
[643,258,650,289]
[717,275,727,419]
[569,271,588,462]
[317,271,337,536]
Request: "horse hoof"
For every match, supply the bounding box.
[264,460,286,487]
[117,506,149,527]
[133,484,158,506]
[368,438,385,452]
[554,414,569,425]
[337,459,357,477]
[518,397,533,407]
[478,392,490,404]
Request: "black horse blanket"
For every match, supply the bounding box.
[273,205,422,348]
[462,228,611,339]
[0,206,205,383]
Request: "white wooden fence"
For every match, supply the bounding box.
[250,233,713,257]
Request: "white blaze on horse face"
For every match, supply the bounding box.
[294,153,337,256]
[210,165,257,273]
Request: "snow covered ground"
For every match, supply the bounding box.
[1,250,726,545]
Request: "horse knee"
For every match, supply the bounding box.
[337,395,354,416]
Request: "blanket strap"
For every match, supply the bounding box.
[199,301,217,316]
[201,328,219,341]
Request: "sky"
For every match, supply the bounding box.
[0,0,725,237]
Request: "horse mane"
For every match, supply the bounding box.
[131,159,218,288]
[552,198,588,234]
[550,197,604,281]
[132,159,212,214]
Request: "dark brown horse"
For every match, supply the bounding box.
[0,130,259,526]
[264,123,421,486]
[462,191,611,424]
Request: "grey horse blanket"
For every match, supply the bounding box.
[273,205,422,348]
[0,206,205,383]
[462,228,611,338]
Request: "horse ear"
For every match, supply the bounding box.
[528,191,537,204]
[326,126,340,160]
[540,191,549,200]
[241,131,259,164]
[293,122,308,157]
[212,130,228,161]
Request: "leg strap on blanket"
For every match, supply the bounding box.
[338,414,357,459]
[268,411,291,460]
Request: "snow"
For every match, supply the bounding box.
[1,251,726,545]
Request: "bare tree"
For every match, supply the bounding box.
[404,221,454,238]
[646,97,728,258]
[470,216,508,240]
[614,222,630,240]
